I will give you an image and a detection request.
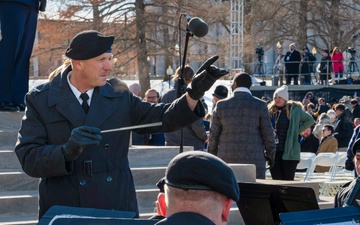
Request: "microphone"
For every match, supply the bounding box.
[183,13,209,37]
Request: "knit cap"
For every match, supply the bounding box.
[273,85,289,101]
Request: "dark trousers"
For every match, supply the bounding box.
[270,151,299,180]
[285,75,299,85]
[0,2,38,104]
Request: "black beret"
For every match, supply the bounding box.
[353,138,360,155]
[65,30,114,60]
[165,151,240,201]
[212,85,228,99]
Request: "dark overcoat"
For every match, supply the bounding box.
[15,66,203,218]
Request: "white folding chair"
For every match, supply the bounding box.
[304,153,338,181]
[296,152,316,181]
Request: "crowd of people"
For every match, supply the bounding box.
[273,43,351,86]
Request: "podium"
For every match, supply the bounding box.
[236,182,319,225]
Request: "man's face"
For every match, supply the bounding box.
[335,108,343,117]
[355,153,360,175]
[290,45,295,51]
[145,90,159,103]
[76,52,112,90]
[301,128,311,138]
[321,127,331,138]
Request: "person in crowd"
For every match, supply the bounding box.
[345,120,360,172]
[155,151,240,225]
[330,98,338,108]
[302,91,315,109]
[208,72,276,179]
[160,65,208,151]
[300,126,319,154]
[331,47,344,84]
[315,124,338,172]
[273,49,285,85]
[268,85,314,180]
[144,89,165,146]
[316,98,330,116]
[335,138,360,207]
[14,30,227,218]
[284,43,301,85]
[0,0,46,111]
[129,82,142,97]
[355,118,360,128]
[351,99,360,121]
[306,102,317,120]
[313,113,331,140]
[319,50,332,85]
[300,46,316,85]
[327,109,337,125]
[204,85,229,124]
[334,104,354,151]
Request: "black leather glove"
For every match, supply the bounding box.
[62,126,102,161]
[345,159,355,171]
[186,56,229,100]
[265,151,275,170]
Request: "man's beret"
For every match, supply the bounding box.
[65,30,114,60]
[165,151,240,201]
[353,138,360,155]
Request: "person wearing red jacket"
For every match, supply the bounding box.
[331,47,345,84]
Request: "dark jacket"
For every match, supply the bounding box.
[334,112,354,148]
[155,212,215,225]
[300,133,319,154]
[353,104,360,121]
[15,66,204,218]
[284,50,301,75]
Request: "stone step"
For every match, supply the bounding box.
[0,112,24,130]
[0,150,21,170]
[0,217,37,225]
[0,130,18,150]
[0,191,38,218]
[128,146,193,167]
[0,170,38,192]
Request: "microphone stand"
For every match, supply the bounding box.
[176,19,193,153]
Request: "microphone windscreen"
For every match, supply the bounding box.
[188,17,209,37]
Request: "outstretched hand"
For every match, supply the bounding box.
[187,56,229,100]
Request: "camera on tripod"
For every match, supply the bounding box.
[347,47,356,55]
[255,47,264,56]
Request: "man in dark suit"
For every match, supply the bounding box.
[208,72,276,179]
[284,43,301,85]
[15,30,227,218]
[0,0,46,111]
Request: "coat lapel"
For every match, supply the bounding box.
[48,66,124,129]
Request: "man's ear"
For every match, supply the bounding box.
[221,199,232,222]
[72,59,83,70]
[157,193,167,217]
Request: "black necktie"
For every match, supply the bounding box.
[80,93,89,113]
